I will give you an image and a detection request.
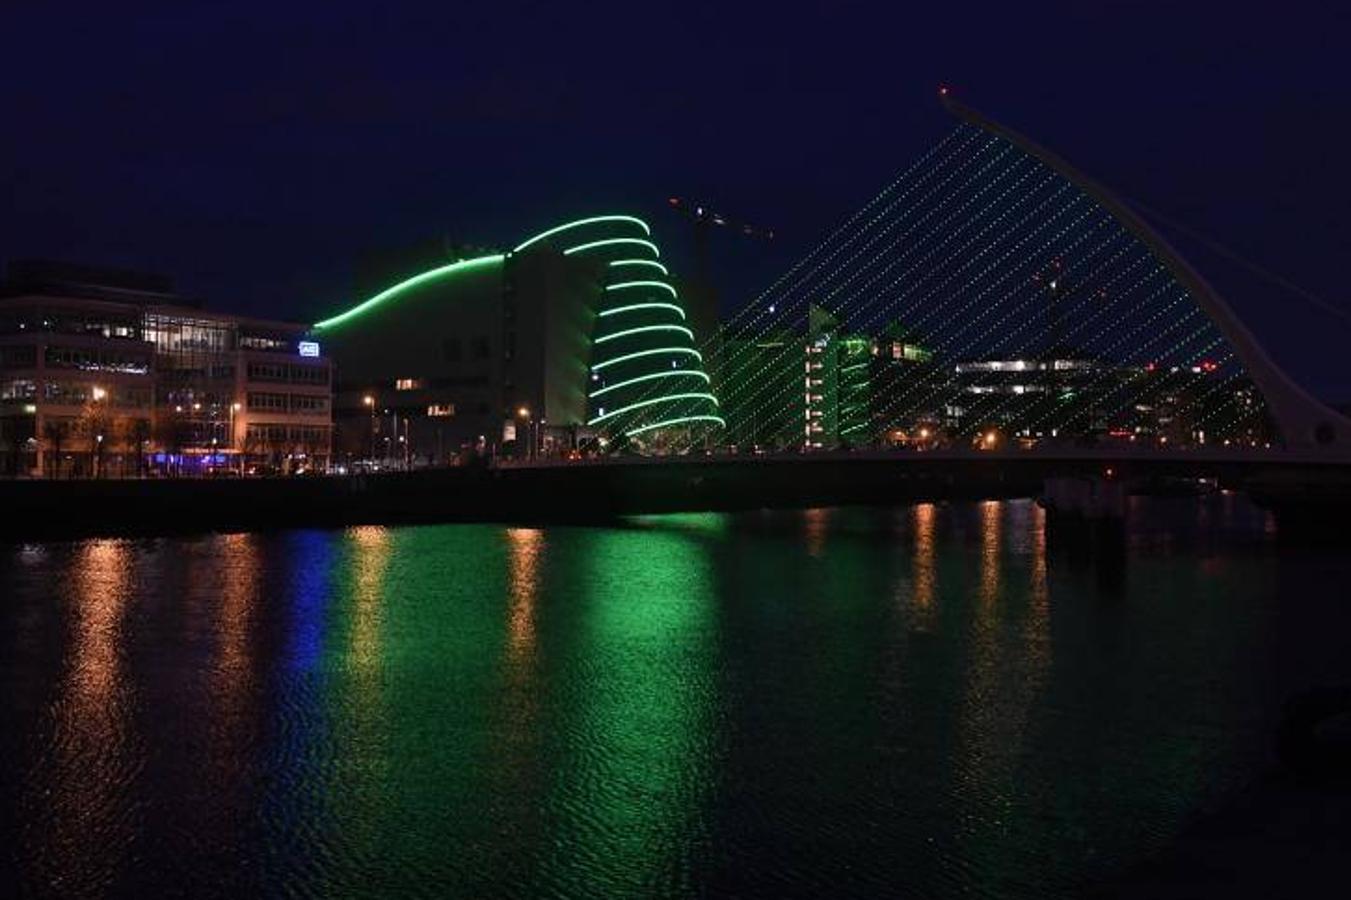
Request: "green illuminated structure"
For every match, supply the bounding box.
[512,216,723,446]
[313,255,505,332]
[804,306,871,450]
[313,215,721,457]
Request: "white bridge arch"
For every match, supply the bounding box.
[942,92,1350,451]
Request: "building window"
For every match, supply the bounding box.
[471,336,490,360]
[247,392,289,411]
[442,338,462,362]
[239,334,291,351]
[395,378,422,391]
[247,362,288,382]
[289,364,329,385]
[290,394,329,413]
[1,379,37,400]
[0,346,37,369]
[427,403,454,417]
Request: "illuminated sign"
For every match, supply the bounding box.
[298,341,320,358]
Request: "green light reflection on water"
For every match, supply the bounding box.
[536,514,722,896]
[305,518,723,895]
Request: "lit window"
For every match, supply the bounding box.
[427,404,455,417]
[395,378,422,391]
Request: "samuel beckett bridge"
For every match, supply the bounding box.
[668,89,1349,457]
[492,89,1351,528]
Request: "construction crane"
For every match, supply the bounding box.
[665,198,777,417]
[666,197,775,292]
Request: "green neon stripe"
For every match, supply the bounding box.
[598,302,686,320]
[625,415,726,437]
[605,280,677,298]
[590,369,709,398]
[313,254,504,330]
[564,237,660,257]
[609,259,669,276]
[589,393,720,425]
[513,215,650,253]
[591,346,702,371]
[595,324,694,345]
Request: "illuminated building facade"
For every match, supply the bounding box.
[868,322,942,445]
[0,261,332,476]
[949,355,1134,441]
[314,215,722,462]
[713,325,803,451]
[804,306,870,450]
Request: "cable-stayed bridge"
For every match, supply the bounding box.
[633,90,1348,463]
[495,90,1351,527]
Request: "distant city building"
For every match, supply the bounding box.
[867,321,942,445]
[949,354,1123,440]
[0,261,332,476]
[712,324,803,451]
[804,306,870,450]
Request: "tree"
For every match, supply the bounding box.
[0,419,15,477]
[42,419,70,479]
[81,399,111,478]
[129,418,152,477]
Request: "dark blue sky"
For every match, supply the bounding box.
[4,1,1350,397]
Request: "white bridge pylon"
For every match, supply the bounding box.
[940,91,1350,452]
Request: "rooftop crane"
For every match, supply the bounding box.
[666,196,775,293]
[664,198,777,408]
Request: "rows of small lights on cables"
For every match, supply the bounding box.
[676,123,1269,453]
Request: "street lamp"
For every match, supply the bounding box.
[230,402,241,475]
[516,406,532,461]
[363,394,376,465]
[89,388,107,477]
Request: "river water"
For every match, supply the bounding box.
[2,496,1349,898]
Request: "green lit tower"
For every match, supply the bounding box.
[513,216,723,448]
[805,305,871,449]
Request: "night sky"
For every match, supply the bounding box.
[5,1,1350,399]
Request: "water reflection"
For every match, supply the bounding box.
[348,525,390,679]
[328,525,392,875]
[203,533,262,851]
[803,506,831,557]
[951,501,1055,879]
[1,497,1336,898]
[545,522,719,895]
[28,539,138,894]
[909,502,938,629]
[213,533,259,718]
[505,527,543,664]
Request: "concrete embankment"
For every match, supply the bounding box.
[0,457,1042,541]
